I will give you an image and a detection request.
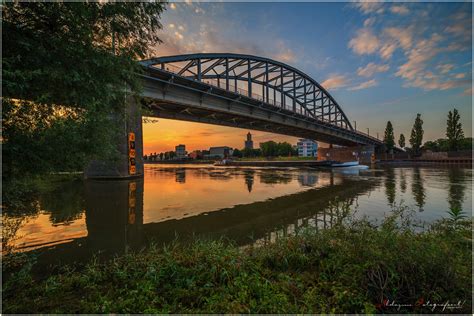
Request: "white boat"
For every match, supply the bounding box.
[214,159,232,166]
[330,160,360,167]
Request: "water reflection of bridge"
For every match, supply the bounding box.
[28,171,381,269]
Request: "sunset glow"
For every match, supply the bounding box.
[143,118,298,154]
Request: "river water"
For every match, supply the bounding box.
[3,164,472,268]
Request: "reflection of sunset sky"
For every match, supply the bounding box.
[144,2,471,153]
[143,167,330,223]
[9,213,87,252]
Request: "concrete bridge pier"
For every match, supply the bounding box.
[84,96,144,179]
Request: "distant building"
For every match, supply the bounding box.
[297,139,318,157]
[207,146,233,158]
[244,132,254,150]
[175,144,187,159]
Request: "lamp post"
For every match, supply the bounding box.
[353,121,357,130]
[367,128,370,136]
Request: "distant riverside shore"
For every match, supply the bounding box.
[145,160,215,165]
[144,159,331,167]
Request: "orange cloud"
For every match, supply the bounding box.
[321,74,348,90]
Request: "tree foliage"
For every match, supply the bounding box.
[2,2,165,176]
[232,148,243,158]
[423,138,472,152]
[259,141,296,157]
[409,114,424,155]
[242,148,262,158]
[383,121,395,152]
[398,134,405,148]
[446,108,464,151]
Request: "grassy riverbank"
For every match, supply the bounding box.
[3,212,472,314]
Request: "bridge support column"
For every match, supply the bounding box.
[84,96,144,179]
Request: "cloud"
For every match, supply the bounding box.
[194,7,205,14]
[395,33,442,82]
[347,4,471,94]
[379,43,397,60]
[462,87,472,96]
[156,25,295,65]
[403,76,470,92]
[390,5,409,15]
[363,17,376,27]
[384,27,413,50]
[348,29,380,55]
[353,2,385,14]
[169,3,176,10]
[349,79,377,91]
[321,74,348,90]
[437,63,454,74]
[174,31,184,40]
[445,11,471,40]
[272,40,296,63]
[357,62,389,77]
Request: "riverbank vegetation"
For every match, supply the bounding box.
[3,209,471,314]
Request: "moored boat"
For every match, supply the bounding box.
[330,160,360,167]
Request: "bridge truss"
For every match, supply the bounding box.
[140,53,354,130]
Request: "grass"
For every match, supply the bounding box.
[2,210,472,314]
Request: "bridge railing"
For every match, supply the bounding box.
[156,63,379,136]
[160,63,310,116]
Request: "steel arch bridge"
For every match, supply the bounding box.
[137,53,382,146]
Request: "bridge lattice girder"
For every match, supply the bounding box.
[140,53,354,131]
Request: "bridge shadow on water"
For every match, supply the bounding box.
[24,171,382,273]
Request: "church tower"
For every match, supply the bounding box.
[244,132,254,149]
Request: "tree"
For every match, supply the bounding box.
[277,142,293,156]
[409,114,424,155]
[232,149,243,158]
[383,121,395,152]
[260,141,279,157]
[242,148,262,158]
[423,139,449,152]
[446,108,464,151]
[3,2,165,176]
[398,134,405,148]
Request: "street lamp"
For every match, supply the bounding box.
[367,128,370,136]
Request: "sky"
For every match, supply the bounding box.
[143,1,472,154]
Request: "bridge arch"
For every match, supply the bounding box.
[140,53,353,130]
